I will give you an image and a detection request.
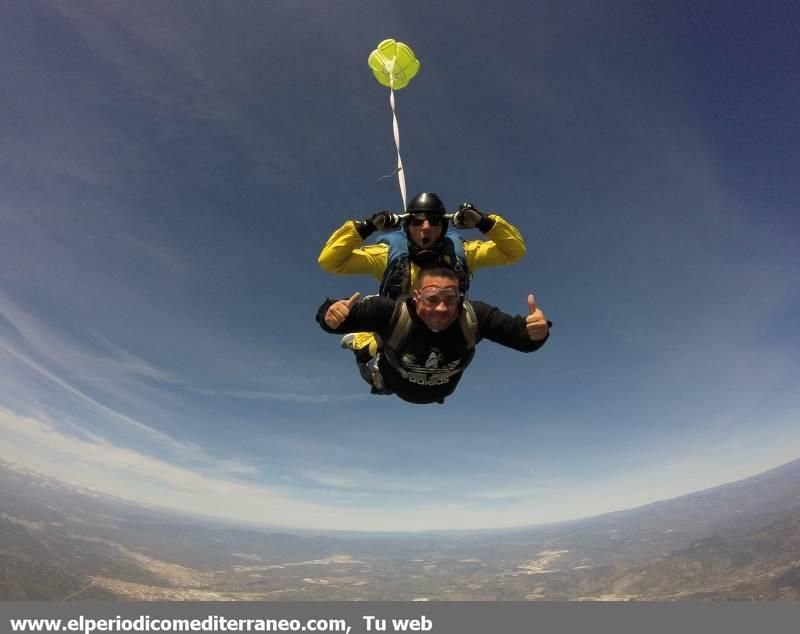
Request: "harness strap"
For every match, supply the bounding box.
[460,301,478,349]
[386,300,413,350]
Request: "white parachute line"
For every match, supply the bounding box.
[389,77,408,211]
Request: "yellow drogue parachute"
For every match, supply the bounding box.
[368,39,420,90]
[368,39,420,210]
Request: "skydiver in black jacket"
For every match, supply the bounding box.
[316,265,551,405]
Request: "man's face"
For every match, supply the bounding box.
[407,214,444,249]
[413,275,461,332]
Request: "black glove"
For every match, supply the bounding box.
[354,211,401,239]
[370,211,401,232]
[452,203,495,232]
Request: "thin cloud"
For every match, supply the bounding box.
[298,468,436,495]
[1,288,360,432]
[204,389,367,404]
[0,336,177,446]
[0,407,509,530]
[86,332,187,386]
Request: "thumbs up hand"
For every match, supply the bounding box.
[525,293,549,341]
[325,292,361,329]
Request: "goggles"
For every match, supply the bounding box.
[416,286,462,307]
[408,214,443,227]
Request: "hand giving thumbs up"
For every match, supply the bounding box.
[324,292,361,329]
[525,293,549,341]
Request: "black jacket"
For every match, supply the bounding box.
[317,296,549,404]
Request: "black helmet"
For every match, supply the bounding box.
[404,192,449,235]
[404,192,449,264]
[406,192,446,216]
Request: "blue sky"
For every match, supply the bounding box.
[1,1,799,531]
